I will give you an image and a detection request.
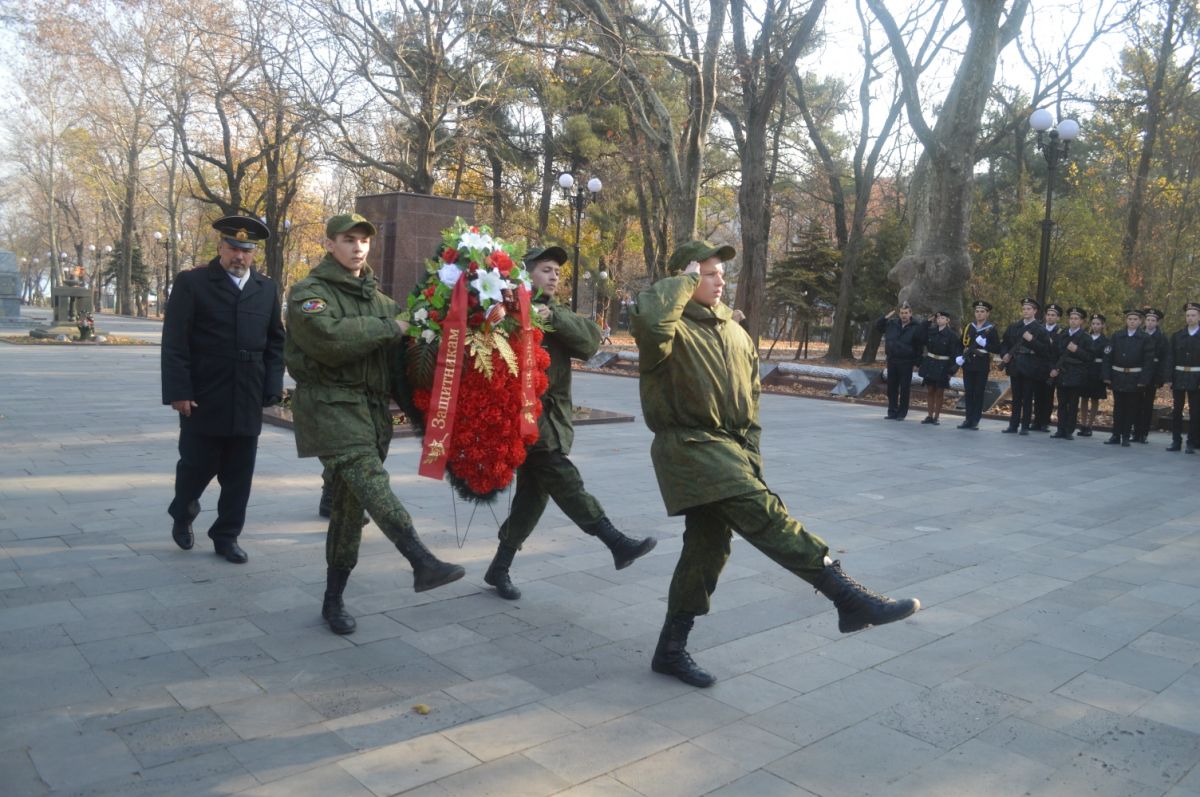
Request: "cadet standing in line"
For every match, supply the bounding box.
[1050,307,1092,440]
[1103,308,1155,447]
[875,304,925,420]
[286,213,464,636]
[1164,302,1200,453]
[999,298,1051,435]
[161,216,285,564]
[1134,308,1168,444]
[482,245,656,601]
[1078,313,1109,437]
[957,300,1000,430]
[1032,303,1064,432]
[632,240,919,688]
[918,310,960,425]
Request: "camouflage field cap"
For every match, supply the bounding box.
[523,245,569,266]
[666,240,737,275]
[325,213,378,239]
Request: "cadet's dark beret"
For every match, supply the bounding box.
[666,240,736,275]
[523,245,569,266]
[1186,302,1200,313]
[972,300,992,311]
[1021,297,1040,310]
[1144,307,1163,320]
[1067,306,1086,318]
[1091,313,1106,323]
[1045,303,1063,315]
[213,215,269,250]
[325,212,378,239]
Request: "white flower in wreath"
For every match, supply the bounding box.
[421,328,436,343]
[413,307,428,323]
[472,268,506,304]
[437,263,462,286]
[509,266,532,292]
[458,230,494,251]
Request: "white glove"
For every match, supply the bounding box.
[955,356,965,366]
[975,335,987,347]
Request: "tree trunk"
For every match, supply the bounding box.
[117,141,139,317]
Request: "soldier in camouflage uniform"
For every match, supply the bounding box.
[285,213,465,635]
[483,245,656,600]
[631,240,920,688]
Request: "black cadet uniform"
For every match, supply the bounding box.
[161,216,284,562]
[1165,303,1200,453]
[958,302,1000,429]
[1135,310,1168,443]
[875,312,925,419]
[1032,304,1064,431]
[1103,314,1155,446]
[1051,312,1092,439]
[1000,301,1052,434]
[918,322,961,386]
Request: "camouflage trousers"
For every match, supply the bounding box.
[498,449,605,548]
[666,488,829,618]
[319,447,414,571]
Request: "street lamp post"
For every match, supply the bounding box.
[557,172,602,311]
[1029,109,1080,310]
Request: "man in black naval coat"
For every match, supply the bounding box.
[161,216,285,563]
[957,300,1000,430]
[1050,307,1092,440]
[1164,302,1200,453]
[1031,303,1064,431]
[1134,307,1168,443]
[1000,297,1051,435]
[1103,309,1155,447]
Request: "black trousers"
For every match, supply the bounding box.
[962,369,988,426]
[1008,372,1035,429]
[1056,386,1081,435]
[1171,389,1200,445]
[1135,384,1159,438]
[1112,391,1138,439]
[1033,379,1055,428]
[886,360,914,417]
[168,426,259,544]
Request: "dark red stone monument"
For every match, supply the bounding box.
[355,192,475,301]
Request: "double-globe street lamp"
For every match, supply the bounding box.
[1029,109,1081,310]
[557,172,602,311]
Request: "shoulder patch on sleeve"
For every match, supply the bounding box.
[300,298,327,314]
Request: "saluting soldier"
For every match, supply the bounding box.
[1050,307,1092,440]
[1164,302,1200,453]
[482,245,656,601]
[1000,297,1051,435]
[957,300,1000,430]
[286,213,464,635]
[875,304,925,420]
[918,310,960,425]
[1103,308,1155,447]
[161,216,285,564]
[1078,313,1108,437]
[1032,303,1064,432]
[632,241,919,688]
[1134,308,1168,443]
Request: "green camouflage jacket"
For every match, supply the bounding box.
[534,296,601,455]
[630,274,763,515]
[284,256,402,457]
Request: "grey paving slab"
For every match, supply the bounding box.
[7,342,1200,795]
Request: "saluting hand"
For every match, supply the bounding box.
[171,400,198,417]
[683,260,701,276]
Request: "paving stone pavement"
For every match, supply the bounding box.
[2,327,1200,796]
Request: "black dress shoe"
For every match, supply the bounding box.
[1186,444,1196,454]
[171,500,199,550]
[1018,428,1029,436]
[1104,435,1121,445]
[1077,427,1093,437]
[1001,426,1017,434]
[1167,440,1182,452]
[921,416,935,424]
[214,541,248,564]
[957,422,974,429]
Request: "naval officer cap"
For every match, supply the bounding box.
[1045,302,1064,315]
[1090,312,1106,323]
[1144,307,1164,321]
[1124,307,1145,318]
[1067,306,1086,318]
[972,300,993,311]
[213,215,269,251]
[1186,302,1200,313]
[1020,296,1040,310]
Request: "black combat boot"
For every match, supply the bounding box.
[813,560,921,633]
[318,482,333,518]
[651,614,715,688]
[1104,433,1122,445]
[1167,437,1183,452]
[322,567,356,635]
[393,527,465,592]
[583,517,657,570]
[484,543,521,600]
[1078,426,1093,437]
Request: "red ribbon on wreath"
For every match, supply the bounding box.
[515,286,538,439]
[419,278,469,480]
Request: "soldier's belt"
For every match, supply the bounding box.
[1094,358,1104,363]
[1112,366,1142,373]
[1176,366,1200,373]
[926,353,950,360]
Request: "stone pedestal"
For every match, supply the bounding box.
[0,251,20,320]
[52,285,93,324]
[355,192,475,301]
